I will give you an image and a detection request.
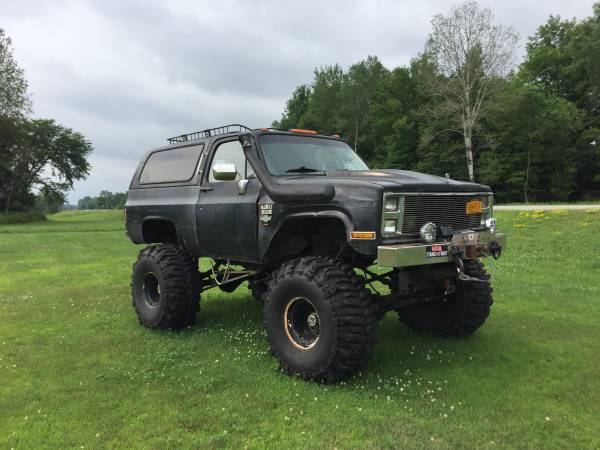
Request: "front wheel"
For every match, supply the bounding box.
[131,244,201,329]
[397,260,493,337]
[264,257,378,383]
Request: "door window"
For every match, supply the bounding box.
[209,140,251,182]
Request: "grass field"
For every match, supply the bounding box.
[1,209,599,449]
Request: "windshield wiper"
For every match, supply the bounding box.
[285,166,324,174]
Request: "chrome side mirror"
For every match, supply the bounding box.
[212,163,237,181]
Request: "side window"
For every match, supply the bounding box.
[209,140,251,182]
[139,144,203,184]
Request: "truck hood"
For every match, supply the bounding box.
[280,169,491,193]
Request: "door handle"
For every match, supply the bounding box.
[238,179,249,195]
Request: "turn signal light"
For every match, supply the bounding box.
[289,128,318,135]
[350,231,376,240]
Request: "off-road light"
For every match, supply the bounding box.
[485,217,497,234]
[385,197,399,211]
[419,222,437,243]
[384,220,397,233]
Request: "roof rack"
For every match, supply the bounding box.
[167,124,252,144]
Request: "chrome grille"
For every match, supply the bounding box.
[402,195,483,234]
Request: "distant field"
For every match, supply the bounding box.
[1,210,599,449]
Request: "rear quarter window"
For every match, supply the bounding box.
[139,144,204,184]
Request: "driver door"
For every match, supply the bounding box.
[196,138,259,262]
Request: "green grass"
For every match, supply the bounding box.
[0,210,46,225]
[1,209,599,449]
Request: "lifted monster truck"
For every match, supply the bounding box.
[125,124,506,383]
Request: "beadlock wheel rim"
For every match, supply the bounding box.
[284,297,320,349]
[142,272,160,308]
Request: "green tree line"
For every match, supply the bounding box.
[274,3,600,202]
[77,191,127,210]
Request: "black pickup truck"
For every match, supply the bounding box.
[125,124,506,383]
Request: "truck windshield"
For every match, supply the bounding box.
[260,134,369,175]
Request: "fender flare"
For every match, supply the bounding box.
[261,210,354,260]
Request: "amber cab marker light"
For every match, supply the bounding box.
[350,231,376,240]
[289,128,318,135]
[259,127,269,131]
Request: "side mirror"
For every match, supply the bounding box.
[212,163,237,181]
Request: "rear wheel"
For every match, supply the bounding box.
[397,260,493,337]
[264,256,378,383]
[131,244,201,329]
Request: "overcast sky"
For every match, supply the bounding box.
[2,0,595,203]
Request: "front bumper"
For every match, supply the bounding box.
[377,230,506,268]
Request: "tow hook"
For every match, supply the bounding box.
[489,241,502,260]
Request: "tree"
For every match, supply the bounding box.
[95,190,114,209]
[1,119,92,212]
[518,3,600,196]
[478,82,583,202]
[340,56,388,161]
[520,4,600,115]
[77,191,127,210]
[77,196,95,210]
[422,1,518,181]
[303,64,345,134]
[35,186,66,214]
[272,85,311,130]
[0,29,31,117]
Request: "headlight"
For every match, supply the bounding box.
[384,220,397,233]
[481,195,490,209]
[485,218,497,233]
[419,222,437,243]
[385,197,399,211]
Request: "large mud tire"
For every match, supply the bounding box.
[131,244,201,329]
[398,260,493,337]
[264,257,378,383]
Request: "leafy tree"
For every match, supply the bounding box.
[1,119,92,212]
[0,29,31,117]
[421,1,518,181]
[95,190,114,209]
[519,3,600,196]
[272,85,311,130]
[113,192,127,209]
[479,82,583,202]
[77,191,127,210]
[302,64,345,134]
[520,4,600,115]
[77,196,95,210]
[340,56,388,161]
[35,187,66,214]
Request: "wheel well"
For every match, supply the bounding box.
[263,217,349,266]
[142,219,178,244]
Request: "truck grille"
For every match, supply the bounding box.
[402,195,483,234]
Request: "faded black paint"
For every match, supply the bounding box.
[125,129,491,266]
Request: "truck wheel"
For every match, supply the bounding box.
[264,256,378,383]
[397,260,493,337]
[131,244,201,329]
